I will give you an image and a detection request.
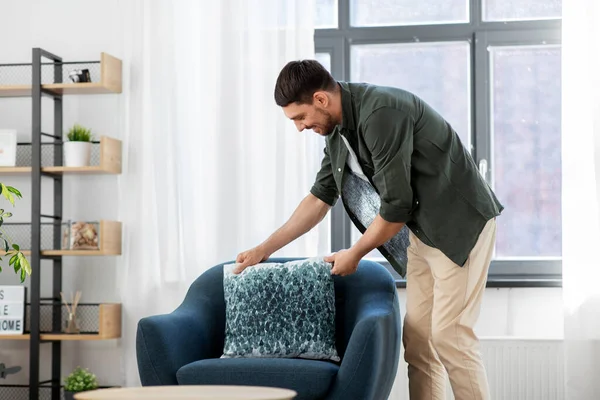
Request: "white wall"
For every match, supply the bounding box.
[405,286,563,337]
[0,0,564,391]
[472,287,562,338]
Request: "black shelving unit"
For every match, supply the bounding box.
[32,47,63,400]
[0,47,68,400]
[0,48,122,400]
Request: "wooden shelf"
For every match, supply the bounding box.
[0,334,30,340]
[1,250,118,256]
[0,53,122,97]
[0,220,122,256]
[0,86,32,97]
[42,249,119,256]
[0,304,122,340]
[42,166,115,174]
[0,167,31,174]
[0,334,118,341]
[0,136,121,175]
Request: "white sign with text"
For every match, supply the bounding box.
[0,286,25,335]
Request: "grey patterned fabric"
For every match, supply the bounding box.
[222,258,340,362]
[341,170,411,277]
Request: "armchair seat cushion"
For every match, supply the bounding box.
[176,357,339,400]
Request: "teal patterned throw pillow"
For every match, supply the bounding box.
[222,258,340,362]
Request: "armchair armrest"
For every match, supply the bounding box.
[326,291,402,400]
[136,299,225,385]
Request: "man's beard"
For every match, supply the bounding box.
[316,109,336,136]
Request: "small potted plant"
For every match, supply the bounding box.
[64,123,93,167]
[63,366,98,400]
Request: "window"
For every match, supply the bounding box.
[315,0,562,284]
[483,0,562,22]
[315,52,332,72]
[350,41,471,146]
[316,0,338,28]
[490,45,562,259]
[351,0,469,27]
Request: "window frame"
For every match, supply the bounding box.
[315,0,562,288]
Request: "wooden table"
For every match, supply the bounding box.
[74,385,297,400]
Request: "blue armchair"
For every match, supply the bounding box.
[136,258,402,400]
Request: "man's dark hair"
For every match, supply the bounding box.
[274,60,337,107]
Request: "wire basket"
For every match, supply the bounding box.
[0,385,115,400]
[25,302,101,334]
[14,142,101,168]
[0,61,101,86]
[0,385,57,400]
[1,221,100,251]
[1,222,64,251]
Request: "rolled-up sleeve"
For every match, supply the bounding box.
[363,107,414,223]
[310,145,339,207]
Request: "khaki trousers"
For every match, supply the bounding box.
[403,218,496,400]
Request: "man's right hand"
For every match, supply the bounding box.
[233,245,271,274]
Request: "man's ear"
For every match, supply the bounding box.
[313,91,329,107]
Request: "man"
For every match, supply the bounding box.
[234,60,503,400]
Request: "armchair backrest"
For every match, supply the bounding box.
[178,257,398,361]
[330,259,398,358]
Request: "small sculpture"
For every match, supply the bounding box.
[0,363,21,379]
[68,69,91,83]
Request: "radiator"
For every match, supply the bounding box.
[388,338,564,400]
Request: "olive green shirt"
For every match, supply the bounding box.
[310,81,504,269]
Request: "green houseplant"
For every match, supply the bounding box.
[64,123,93,167]
[63,366,98,400]
[0,183,31,282]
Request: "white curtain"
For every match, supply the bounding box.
[562,0,600,398]
[117,0,326,386]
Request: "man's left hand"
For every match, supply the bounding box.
[324,249,361,276]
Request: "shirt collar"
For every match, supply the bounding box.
[337,81,356,132]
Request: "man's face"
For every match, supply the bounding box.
[283,92,337,136]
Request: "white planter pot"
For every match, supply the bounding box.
[64,141,92,167]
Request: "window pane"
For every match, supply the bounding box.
[484,0,562,21]
[491,45,562,258]
[315,52,331,72]
[316,0,337,28]
[351,42,471,147]
[351,226,384,260]
[351,0,468,27]
[350,41,470,259]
